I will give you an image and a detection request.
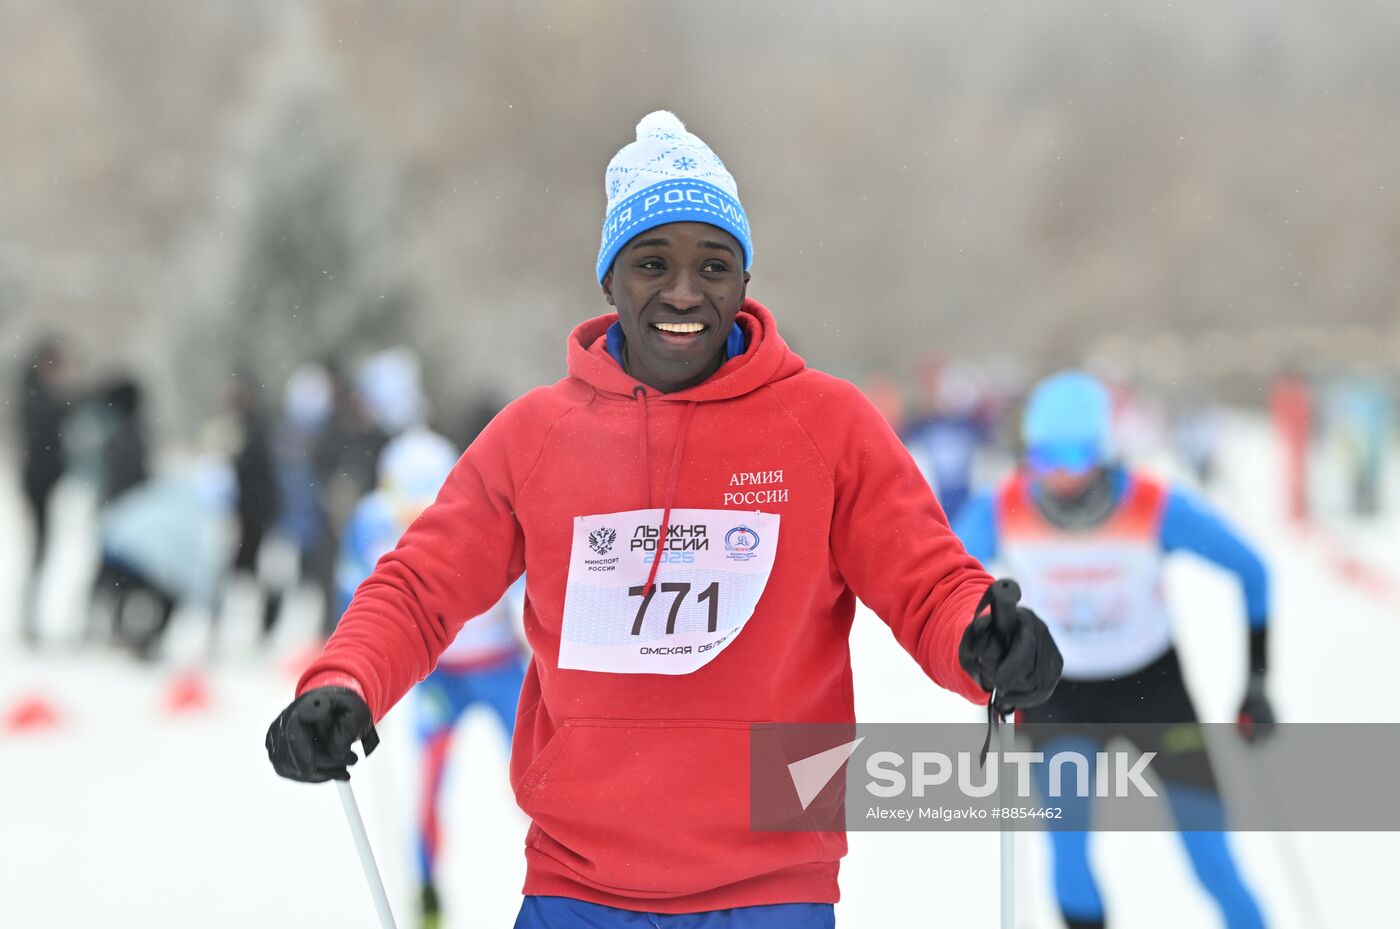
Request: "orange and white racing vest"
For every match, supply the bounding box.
[996,472,1172,680]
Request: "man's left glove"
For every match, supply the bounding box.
[266,686,379,783]
[959,578,1063,714]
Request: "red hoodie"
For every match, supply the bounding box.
[300,299,992,912]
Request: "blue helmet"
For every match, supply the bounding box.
[1022,370,1112,473]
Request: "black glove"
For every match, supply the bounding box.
[1236,674,1276,744]
[266,686,379,783]
[959,578,1064,715]
[1235,625,1275,744]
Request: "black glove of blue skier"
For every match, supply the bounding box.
[266,686,379,783]
[1235,625,1275,745]
[959,578,1063,715]
[1236,678,1275,744]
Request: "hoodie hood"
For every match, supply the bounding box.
[567,298,805,402]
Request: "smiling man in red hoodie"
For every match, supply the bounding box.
[267,111,1062,928]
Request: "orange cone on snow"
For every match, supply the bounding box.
[3,694,64,733]
[162,670,212,715]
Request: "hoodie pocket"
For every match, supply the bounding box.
[515,717,826,897]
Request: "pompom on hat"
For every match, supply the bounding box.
[596,111,752,283]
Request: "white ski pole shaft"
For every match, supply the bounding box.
[1249,755,1326,929]
[998,713,1015,929]
[985,578,1022,929]
[335,779,399,929]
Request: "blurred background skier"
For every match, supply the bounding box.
[902,359,989,525]
[954,370,1273,929]
[336,426,526,929]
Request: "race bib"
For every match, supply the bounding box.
[559,508,780,674]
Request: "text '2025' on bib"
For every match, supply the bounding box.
[559,508,780,674]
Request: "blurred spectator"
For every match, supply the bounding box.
[1327,376,1392,518]
[355,346,428,437]
[231,375,279,570]
[226,373,281,629]
[1272,372,1314,524]
[862,375,905,432]
[95,454,236,660]
[455,390,505,449]
[268,362,390,637]
[270,364,336,637]
[314,363,388,633]
[95,378,150,503]
[902,361,987,524]
[1110,380,1163,466]
[79,375,155,653]
[1173,402,1224,487]
[18,338,71,646]
[317,363,389,519]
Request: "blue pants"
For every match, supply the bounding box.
[1035,737,1265,929]
[414,656,524,742]
[513,896,835,928]
[1024,654,1267,929]
[413,656,526,884]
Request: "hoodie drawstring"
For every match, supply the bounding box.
[632,387,698,596]
[633,386,652,509]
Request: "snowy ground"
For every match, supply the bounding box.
[1,414,1396,928]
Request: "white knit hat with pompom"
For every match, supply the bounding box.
[596,111,751,282]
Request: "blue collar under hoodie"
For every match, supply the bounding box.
[604,321,748,369]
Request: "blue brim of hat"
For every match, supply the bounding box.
[597,178,752,282]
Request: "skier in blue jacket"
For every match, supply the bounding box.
[337,427,527,929]
[954,371,1272,929]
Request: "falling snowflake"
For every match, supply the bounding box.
[609,177,622,197]
[673,156,697,171]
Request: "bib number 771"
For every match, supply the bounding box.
[559,508,779,675]
[629,582,721,635]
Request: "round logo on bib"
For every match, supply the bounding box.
[725,525,759,552]
[725,525,761,563]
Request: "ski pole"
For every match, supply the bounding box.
[336,779,399,929]
[997,712,1016,929]
[1244,747,1327,929]
[987,578,1023,929]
